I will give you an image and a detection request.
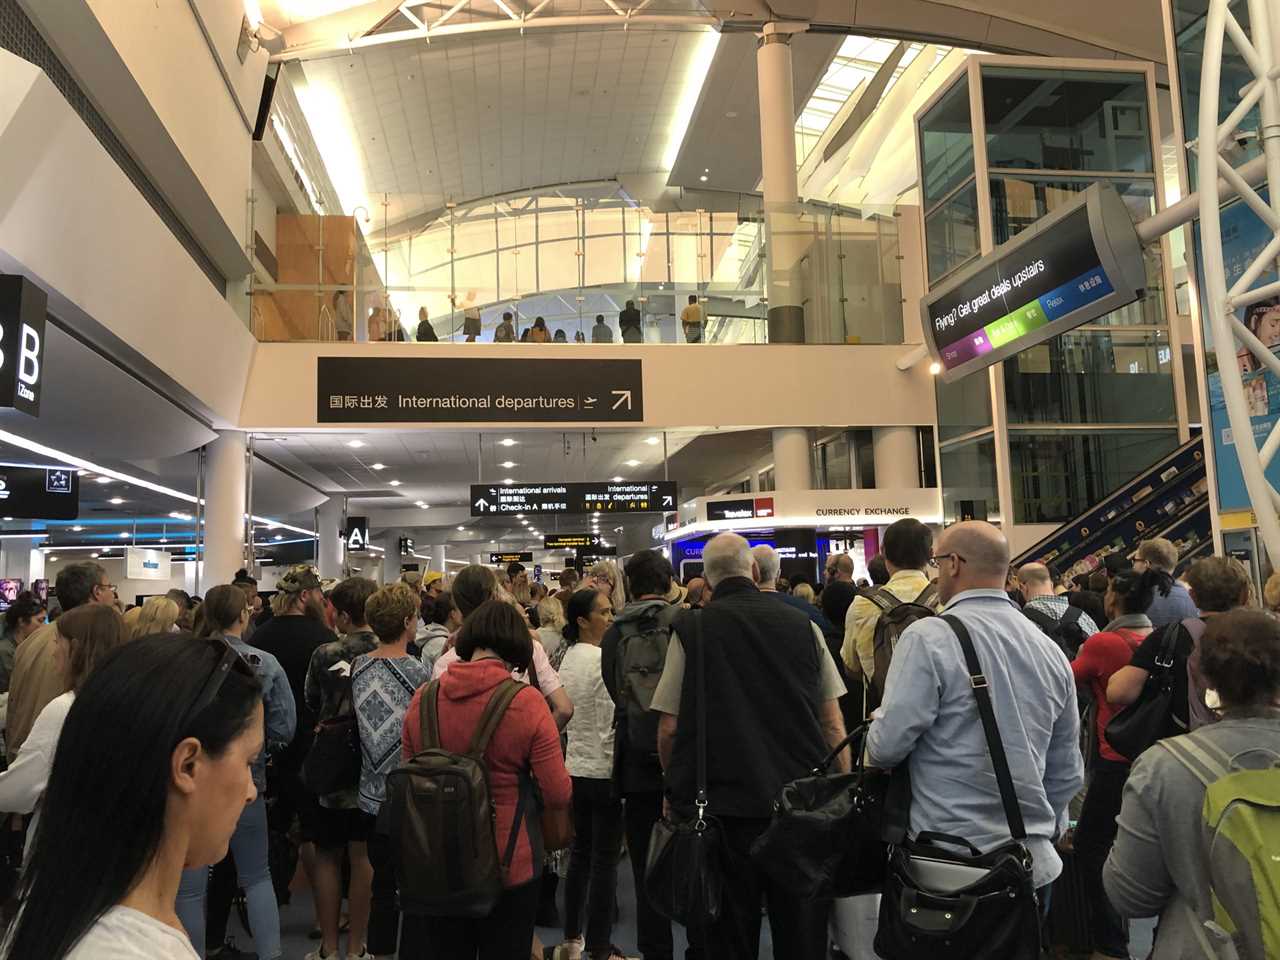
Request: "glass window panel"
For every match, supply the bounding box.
[586,206,624,237]
[538,209,579,241]
[982,68,1153,173]
[939,434,999,524]
[936,370,993,441]
[453,218,495,259]
[584,235,624,287]
[640,234,670,284]
[924,179,980,282]
[452,254,497,310]
[538,239,579,292]
[990,175,1157,245]
[1004,329,1176,424]
[919,76,975,210]
[1009,428,1181,523]
[496,247,533,301]
[819,434,851,489]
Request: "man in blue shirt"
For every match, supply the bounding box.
[866,520,1083,893]
[1133,537,1199,627]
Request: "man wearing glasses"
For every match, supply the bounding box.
[866,521,1084,901]
[6,562,116,761]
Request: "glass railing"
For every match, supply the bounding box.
[248,188,905,346]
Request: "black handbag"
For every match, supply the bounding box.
[749,722,908,900]
[644,613,725,925]
[1104,622,1187,761]
[301,689,361,795]
[874,615,1041,960]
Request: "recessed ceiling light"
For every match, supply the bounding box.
[48,556,57,562]
[420,504,430,510]
[928,361,943,376]
[503,478,515,485]
[274,534,284,541]
[499,438,517,447]
[76,470,87,476]
[95,476,112,485]
[516,513,524,519]
[699,175,708,182]
[158,538,167,544]
[346,439,365,448]
[521,519,529,525]
[612,476,624,482]
[371,462,386,470]
[1,517,10,522]
[90,552,98,558]
[109,497,125,505]
[389,480,402,487]
[625,459,641,467]
[457,525,465,531]
[118,532,129,539]
[645,436,660,445]
[71,525,83,532]
[500,460,516,468]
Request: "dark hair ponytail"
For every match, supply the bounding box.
[196,584,247,638]
[562,589,598,646]
[1111,567,1174,616]
[5,634,262,960]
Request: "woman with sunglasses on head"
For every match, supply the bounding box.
[2,630,265,959]
[174,585,296,960]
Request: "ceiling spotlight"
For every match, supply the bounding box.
[109,497,125,505]
[71,525,83,532]
[457,525,466,531]
[612,476,624,482]
[389,480,402,487]
[500,460,516,469]
[699,174,708,182]
[48,556,58,562]
[928,361,943,376]
[346,439,365,448]
[516,513,524,519]
[158,538,167,544]
[521,519,529,525]
[499,438,517,447]
[645,436,660,445]
[118,532,129,539]
[503,478,515,485]
[371,462,386,470]
[625,459,641,467]
[1,517,10,522]
[90,552,98,558]
[95,476,112,484]
[420,504,430,510]
[274,534,284,541]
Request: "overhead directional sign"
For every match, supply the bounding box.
[490,552,534,564]
[0,465,79,519]
[471,481,677,517]
[544,533,605,550]
[344,516,370,552]
[318,358,643,423]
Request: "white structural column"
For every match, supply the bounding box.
[872,427,920,489]
[316,498,345,579]
[757,23,807,343]
[772,428,812,490]
[380,532,401,584]
[431,544,447,576]
[203,431,247,583]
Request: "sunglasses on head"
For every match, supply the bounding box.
[180,635,258,730]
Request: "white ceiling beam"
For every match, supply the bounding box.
[278,0,408,52]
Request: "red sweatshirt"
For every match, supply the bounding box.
[401,657,571,887]
[1071,627,1149,762]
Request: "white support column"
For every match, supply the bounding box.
[872,427,920,490]
[431,544,447,576]
[757,23,806,343]
[772,428,811,490]
[202,432,247,584]
[381,532,401,584]
[316,498,344,579]
[472,552,485,567]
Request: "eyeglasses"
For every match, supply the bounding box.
[928,553,967,568]
[180,636,257,730]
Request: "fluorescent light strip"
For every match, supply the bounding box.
[0,534,47,540]
[0,431,317,537]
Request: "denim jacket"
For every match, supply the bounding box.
[228,635,297,789]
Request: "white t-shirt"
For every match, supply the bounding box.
[66,906,199,959]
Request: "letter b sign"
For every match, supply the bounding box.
[0,276,46,417]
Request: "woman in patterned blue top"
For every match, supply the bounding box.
[351,582,431,958]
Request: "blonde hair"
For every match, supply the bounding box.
[793,583,815,603]
[590,560,626,611]
[130,596,180,639]
[365,582,419,643]
[536,597,565,631]
[1264,571,1280,613]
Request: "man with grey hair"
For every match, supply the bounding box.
[1132,536,1199,627]
[753,544,834,634]
[651,533,849,958]
[1019,560,1097,657]
[867,521,1083,902]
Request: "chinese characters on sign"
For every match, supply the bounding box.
[471,481,678,517]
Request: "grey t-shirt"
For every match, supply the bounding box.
[650,622,846,716]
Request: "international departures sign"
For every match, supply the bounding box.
[317,357,643,423]
[471,481,677,517]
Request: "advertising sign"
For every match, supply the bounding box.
[471,481,677,517]
[0,465,79,519]
[0,276,46,417]
[922,183,1145,382]
[318,358,643,423]
[126,547,172,581]
[344,516,370,552]
[688,488,943,531]
[490,552,534,564]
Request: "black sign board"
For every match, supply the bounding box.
[0,276,47,417]
[318,358,643,423]
[490,552,534,564]
[544,533,605,550]
[707,497,756,521]
[344,516,370,552]
[922,183,1145,382]
[578,546,618,559]
[0,466,79,519]
[471,481,677,517]
[399,536,415,556]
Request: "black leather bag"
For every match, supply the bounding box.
[301,690,361,795]
[1105,623,1186,761]
[644,613,725,925]
[874,615,1041,960]
[749,722,908,900]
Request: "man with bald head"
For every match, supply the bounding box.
[867,521,1083,901]
[1018,560,1097,657]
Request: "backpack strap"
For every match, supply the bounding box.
[1021,604,1058,635]
[914,582,939,609]
[1158,734,1231,788]
[1060,605,1084,630]
[420,679,442,750]
[467,678,524,758]
[866,587,903,614]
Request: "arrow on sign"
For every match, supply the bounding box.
[662,495,674,507]
[474,497,490,510]
[611,390,632,410]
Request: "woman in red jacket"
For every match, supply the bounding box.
[1070,565,1172,960]
[402,600,572,959]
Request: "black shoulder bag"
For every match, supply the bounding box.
[644,612,725,924]
[874,615,1041,960]
[301,685,361,795]
[1104,621,1187,761]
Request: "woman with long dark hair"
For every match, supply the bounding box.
[175,585,296,960]
[2,632,265,959]
[0,593,45,694]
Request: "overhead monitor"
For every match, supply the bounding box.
[922,182,1146,382]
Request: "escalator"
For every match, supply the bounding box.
[1013,436,1213,579]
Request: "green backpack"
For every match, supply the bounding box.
[1159,732,1280,960]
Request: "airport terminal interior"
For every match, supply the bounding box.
[0,0,1279,958]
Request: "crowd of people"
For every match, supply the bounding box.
[0,520,1273,960]
[403,297,707,345]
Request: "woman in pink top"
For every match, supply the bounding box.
[402,600,571,959]
[1069,566,1171,960]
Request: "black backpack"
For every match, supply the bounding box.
[1022,604,1089,658]
[614,604,682,767]
[864,584,939,714]
[384,679,530,918]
